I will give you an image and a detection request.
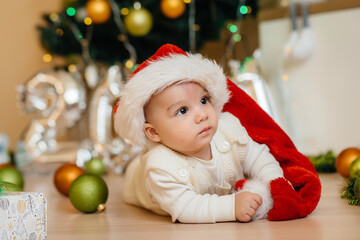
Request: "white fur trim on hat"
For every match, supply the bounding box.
[236,179,273,220]
[114,52,230,147]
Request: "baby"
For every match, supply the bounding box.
[113,44,284,223]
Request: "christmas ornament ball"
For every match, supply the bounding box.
[0,167,24,189]
[0,181,22,192]
[349,158,360,178]
[124,8,153,37]
[335,147,360,177]
[85,158,107,176]
[0,163,14,170]
[69,174,108,213]
[85,0,112,24]
[161,0,186,19]
[54,163,85,196]
[353,177,360,200]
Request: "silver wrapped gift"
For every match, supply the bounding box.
[0,191,47,239]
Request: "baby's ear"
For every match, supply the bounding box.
[144,123,161,143]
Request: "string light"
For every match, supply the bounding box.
[121,8,129,15]
[42,54,52,63]
[282,74,289,82]
[125,60,134,69]
[117,34,126,41]
[247,6,252,14]
[281,0,288,7]
[228,24,238,33]
[49,13,59,22]
[66,7,76,17]
[233,33,241,42]
[239,5,248,15]
[284,46,292,55]
[130,64,138,72]
[68,64,77,72]
[84,17,92,25]
[183,0,191,3]
[134,2,141,10]
[55,28,64,37]
[192,24,200,31]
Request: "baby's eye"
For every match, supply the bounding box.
[200,96,209,105]
[176,107,188,116]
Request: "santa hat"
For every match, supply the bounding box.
[113,44,321,221]
[113,44,229,147]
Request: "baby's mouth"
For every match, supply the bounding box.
[198,127,210,135]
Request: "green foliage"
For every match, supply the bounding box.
[37,0,258,64]
[309,150,336,173]
[341,177,360,205]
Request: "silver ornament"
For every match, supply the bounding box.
[229,54,279,122]
[87,64,141,174]
[89,65,122,154]
[84,62,100,89]
[15,68,86,167]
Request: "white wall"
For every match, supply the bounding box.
[259,7,360,155]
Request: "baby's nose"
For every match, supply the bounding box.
[195,108,208,123]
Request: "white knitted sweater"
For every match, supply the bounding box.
[122,113,283,223]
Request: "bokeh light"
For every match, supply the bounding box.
[229,25,238,33]
[68,64,77,72]
[239,6,248,15]
[84,17,92,25]
[233,33,241,42]
[42,54,52,63]
[49,13,59,22]
[121,8,129,15]
[125,60,134,69]
[282,74,289,82]
[55,28,64,37]
[66,7,76,17]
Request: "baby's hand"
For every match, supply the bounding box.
[235,191,262,222]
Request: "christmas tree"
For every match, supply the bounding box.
[38,0,258,66]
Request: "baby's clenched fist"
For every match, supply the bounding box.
[235,191,262,222]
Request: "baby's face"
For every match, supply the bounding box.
[144,82,218,160]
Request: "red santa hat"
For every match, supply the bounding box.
[113,44,230,147]
[113,44,321,221]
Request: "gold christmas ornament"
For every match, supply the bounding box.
[53,163,85,196]
[124,8,153,36]
[160,0,186,19]
[85,0,112,24]
[335,147,360,178]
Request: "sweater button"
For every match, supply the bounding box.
[179,169,188,177]
[222,141,230,150]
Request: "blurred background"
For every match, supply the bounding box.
[0,0,359,170]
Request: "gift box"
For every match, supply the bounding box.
[0,192,47,239]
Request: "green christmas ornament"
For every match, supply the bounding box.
[0,181,22,192]
[68,174,108,213]
[0,167,24,189]
[354,177,360,201]
[85,158,107,176]
[349,158,360,178]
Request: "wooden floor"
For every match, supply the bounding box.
[26,171,360,240]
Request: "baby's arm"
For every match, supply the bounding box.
[238,137,284,220]
[235,191,262,222]
[242,138,283,181]
[146,169,235,223]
